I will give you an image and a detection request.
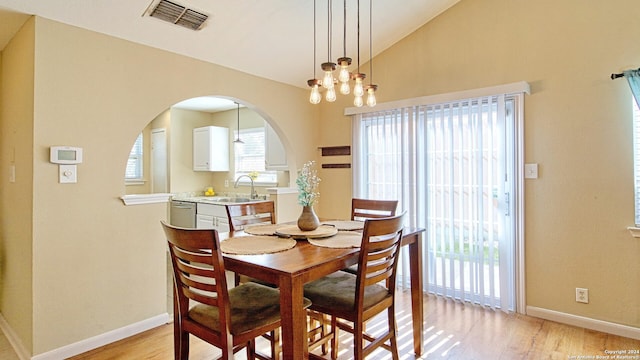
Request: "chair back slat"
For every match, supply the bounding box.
[351,198,398,221]
[225,201,276,231]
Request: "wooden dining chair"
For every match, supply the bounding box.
[224,201,281,358]
[303,213,405,360]
[343,198,399,274]
[225,201,277,285]
[351,198,398,221]
[225,200,276,232]
[161,221,309,360]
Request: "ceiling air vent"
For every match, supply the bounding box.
[148,0,208,31]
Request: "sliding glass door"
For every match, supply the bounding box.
[353,93,519,311]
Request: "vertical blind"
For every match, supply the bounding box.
[623,70,640,226]
[633,101,640,226]
[353,94,517,311]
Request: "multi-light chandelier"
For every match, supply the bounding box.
[307,0,377,107]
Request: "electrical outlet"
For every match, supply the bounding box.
[576,288,589,303]
[224,179,229,188]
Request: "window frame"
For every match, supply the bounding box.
[233,127,277,186]
[125,133,144,184]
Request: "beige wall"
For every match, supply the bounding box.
[318,0,640,328]
[0,17,35,353]
[2,0,640,356]
[0,16,317,356]
[167,108,217,193]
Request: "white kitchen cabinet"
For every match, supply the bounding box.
[196,203,230,232]
[265,123,288,170]
[193,126,229,171]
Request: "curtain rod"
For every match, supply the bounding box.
[611,67,640,80]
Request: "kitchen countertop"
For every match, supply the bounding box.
[172,195,269,205]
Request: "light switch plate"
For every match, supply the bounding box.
[524,163,538,179]
[59,164,77,183]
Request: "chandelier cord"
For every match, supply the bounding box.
[343,0,347,57]
[327,0,332,62]
[356,0,360,73]
[313,0,316,77]
[369,0,372,83]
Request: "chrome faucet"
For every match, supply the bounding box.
[234,175,258,199]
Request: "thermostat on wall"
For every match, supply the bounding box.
[50,146,83,164]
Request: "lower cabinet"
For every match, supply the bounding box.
[196,203,230,232]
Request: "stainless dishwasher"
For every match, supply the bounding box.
[169,200,196,228]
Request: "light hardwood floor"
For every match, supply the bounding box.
[3,292,639,359]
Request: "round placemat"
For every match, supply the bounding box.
[321,220,365,231]
[221,235,296,255]
[275,224,338,239]
[308,231,362,248]
[244,223,281,236]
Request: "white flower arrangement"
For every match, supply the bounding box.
[296,161,321,206]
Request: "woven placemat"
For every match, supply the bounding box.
[308,231,362,248]
[244,223,281,236]
[220,235,296,255]
[275,224,338,239]
[321,220,365,231]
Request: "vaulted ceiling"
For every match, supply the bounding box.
[0,0,460,90]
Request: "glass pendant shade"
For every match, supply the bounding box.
[321,62,336,89]
[354,95,364,107]
[308,79,322,104]
[326,87,337,102]
[310,85,321,104]
[339,81,351,95]
[353,74,365,97]
[337,57,351,83]
[338,68,351,95]
[338,67,350,83]
[366,85,377,107]
[322,71,334,89]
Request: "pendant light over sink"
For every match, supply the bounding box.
[234,102,243,144]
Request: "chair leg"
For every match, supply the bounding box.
[388,307,400,360]
[330,316,339,360]
[246,339,256,360]
[175,325,189,360]
[271,329,281,360]
[321,315,329,355]
[353,320,364,360]
[307,310,329,356]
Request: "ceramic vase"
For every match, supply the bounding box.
[297,205,320,231]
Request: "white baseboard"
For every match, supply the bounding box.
[526,306,640,340]
[30,313,170,360]
[0,314,31,360]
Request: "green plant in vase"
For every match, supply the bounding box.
[296,161,321,230]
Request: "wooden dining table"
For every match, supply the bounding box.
[221,226,425,360]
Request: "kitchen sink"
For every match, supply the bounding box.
[216,197,253,203]
[189,196,267,204]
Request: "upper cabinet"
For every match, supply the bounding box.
[265,122,288,170]
[193,126,229,171]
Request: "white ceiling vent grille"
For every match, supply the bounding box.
[148,0,208,31]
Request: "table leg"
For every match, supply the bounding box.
[408,232,424,356]
[279,275,308,360]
